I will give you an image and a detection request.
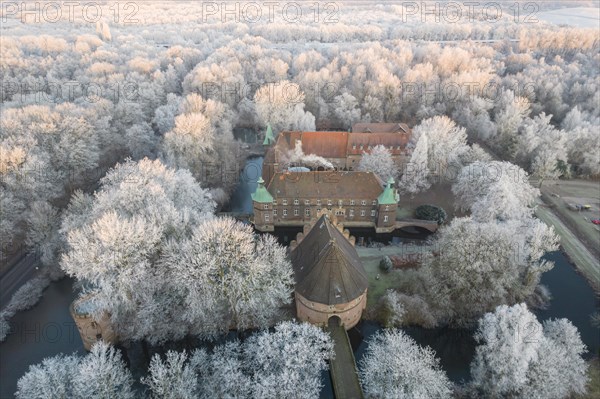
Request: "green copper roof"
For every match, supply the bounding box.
[262,123,275,145]
[377,177,397,205]
[251,177,274,203]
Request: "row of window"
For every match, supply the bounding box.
[272,199,377,206]
[352,144,403,151]
[264,210,389,222]
[264,204,392,212]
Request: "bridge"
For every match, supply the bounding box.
[216,212,253,223]
[326,317,364,399]
[395,218,439,233]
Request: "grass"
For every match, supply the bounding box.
[581,358,600,399]
[357,244,431,314]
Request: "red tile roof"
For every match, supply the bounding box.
[266,171,384,199]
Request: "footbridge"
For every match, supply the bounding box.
[216,212,253,223]
[395,218,439,233]
[325,317,364,399]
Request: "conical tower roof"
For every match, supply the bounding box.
[262,123,275,146]
[291,215,368,305]
[377,177,397,205]
[251,177,274,203]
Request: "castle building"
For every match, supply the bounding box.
[290,213,368,329]
[262,128,412,184]
[252,172,398,233]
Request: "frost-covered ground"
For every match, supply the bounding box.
[537,7,600,28]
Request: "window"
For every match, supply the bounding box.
[335,210,344,216]
[294,199,299,205]
[327,200,332,206]
[263,204,269,209]
[349,209,354,217]
[294,209,299,216]
[338,200,343,206]
[352,144,356,150]
[265,214,270,222]
[350,200,355,205]
[372,200,377,205]
[371,210,376,217]
[305,209,310,216]
[360,145,364,150]
[385,205,389,211]
[304,199,310,205]
[273,209,277,215]
[361,200,366,206]
[283,209,288,216]
[360,210,365,216]
[282,199,288,205]
[273,200,277,205]
[384,215,389,222]
[317,208,321,213]
[316,199,321,206]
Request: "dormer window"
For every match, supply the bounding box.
[282,199,288,205]
[263,204,269,209]
[294,199,299,205]
[352,144,356,150]
[304,199,310,205]
[361,200,366,206]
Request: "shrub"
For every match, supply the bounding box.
[415,204,447,224]
[379,256,393,273]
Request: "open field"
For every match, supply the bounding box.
[541,180,600,260]
[537,7,600,29]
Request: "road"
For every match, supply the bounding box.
[535,202,600,293]
[0,253,39,310]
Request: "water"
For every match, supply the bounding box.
[1,156,598,397]
[349,251,600,384]
[0,278,85,398]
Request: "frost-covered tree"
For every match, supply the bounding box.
[244,321,334,399]
[142,351,198,399]
[143,322,333,399]
[16,343,134,399]
[61,158,216,342]
[254,80,316,135]
[492,89,531,159]
[359,329,452,398]
[399,134,430,195]
[358,144,398,183]
[332,92,362,129]
[517,113,569,185]
[161,94,240,195]
[161,218,294,334]
[452,161,540,222]
[422,217,559,325]
[471,304,588,398]
[15,354,80,399]
[410,116,470,182]
[72,342,135,399]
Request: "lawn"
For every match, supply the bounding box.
[357,244,432,315]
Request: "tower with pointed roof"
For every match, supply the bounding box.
[290,214,368,329]
[251,177,274,231]
[262,123,275,146]
[376,177,398,233]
